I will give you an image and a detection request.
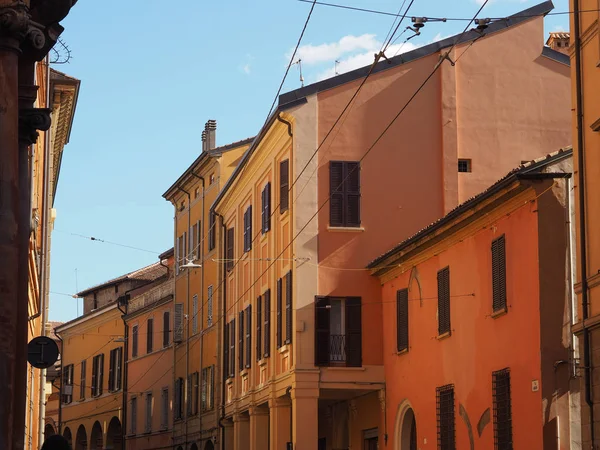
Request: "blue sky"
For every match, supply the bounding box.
[48,0,569,322]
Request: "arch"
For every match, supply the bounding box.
[394,400,418,450]
[44,423,56,438]
[90,421,103,450]
[63,427,72,447]
[74,424,87,450]
[106,417,123,450]
[176,446,183,450]
[204,441,215,450]
[189,444,199,450]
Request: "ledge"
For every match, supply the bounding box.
[396,348,409,356]
[258,358,268,367]
[278,344,290,354]
[436,331,451,341]
[324,366,366,371]
[491,308,508,319]
[327,226,365,232]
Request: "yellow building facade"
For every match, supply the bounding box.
[163,121,251,450]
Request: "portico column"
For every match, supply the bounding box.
[249,406,269,450]
[269,397,291,450]
[291,388,319,450]
[233,413,250,450]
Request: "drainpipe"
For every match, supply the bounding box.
[573,0,594,445]
[117,287,137,450]
[215,211,227,450]
[55,331,64,435]
[172,209,177,449]
[286,386,293,449]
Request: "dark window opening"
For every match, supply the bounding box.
[437,267,451,335]
[329,161,361,227]
[458,159,471,173]
[437,384,455,450]
[243,206,253,253]
[396,289,409,352]
[226,227,234,272]
[280,159,290,213]
[262,182,271,233]
[492,235,507,313]
[493,368,513,450]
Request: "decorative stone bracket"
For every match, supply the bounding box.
[19,107,51,146]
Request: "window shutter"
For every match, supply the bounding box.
[209,211,216,251]
[174,379,181,420]
[187,375,193,417]
[244,206,253,252]
[239,310,244,372]
[264,289,271,358]
[280,159,289,213]
[80,360,86,400]
[132,325,138,358]
[345,162,361,227]
[116,348,122,391]
[329,162,344,226]
[315,297,331,366]
[256,296,262,361]
[397,289,409,352]
[163,311,170,347]
[147,318,153,353]
[437,268,451,335]
[492,235,507,313]
[345,297,362,367]
[243,209,248,252]
[246,304,252,368]
[131,397,137,434]
[194,372,199,415]
[285,271,292,344]
[174,303,184,342]
[201,368,207,411]
[192,295,198,333]
[98,354,104,396]
[224,323,229,379]
[262,183,271,233]
[146,393,152,432]
[207,285,214,326]
[210,365,215,409]
[226,228,234,272]
[91,359,97,397]
[161,388,168,429]
[437,384,456,450]
[108,350,115,391]
[230,319,236,378]
[276,278,282,348]
[196,220,202,259]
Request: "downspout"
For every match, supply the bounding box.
[215,211,227,450]
[573,0,594,444]
[172,209,177,449]
[55,331,63,435]
[38,54,52,449]
[286,386,292,448]
[117,288,135,450]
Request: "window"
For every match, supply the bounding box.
[277,278,283,348]
[174,377,183,420]
[437,267,451,336]
[163,311,170,347]
[209,173,215,185]
[207,286,214,326]
[493,369,513,450]
[224,322,229,379]
[79,360,86,401]
[132,325,138,358]
[62,364,73,404]
[161,388,169,429]
[458,159,472,173]
[208,211,216,251]
[243,205,253,252]
[108,347,122,392]
[145,393,153,433]
[192,295,198,334]
[229,319,236,378]
[280,159,290,213]
[187,372,199,416]
[191,222,199,259]
[314,296,362,367]
[194,187,200,199]
[262,182,271,233]
[285,271,292,344]
[91,353,104,397]
[147,318,154,353]
[245,305,252,368]
[396,289,409,352]
[226,227,234,272]
[115,285,119,294]
[263,289,271,358]
[437,384,455,450]
[201,366,214,411]
[174,303,184,343]
[238,310,244,371]
[329,161,360,227]
[130,397,138,435]
[256,295,262,361]
[492,235,507,313]
[176,231,187,274]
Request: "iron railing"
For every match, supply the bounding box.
[330,334,346,363]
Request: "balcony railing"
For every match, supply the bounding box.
[128,281,173,314]
[330,334,347,363]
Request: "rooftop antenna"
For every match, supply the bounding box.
[75,268,79,316]
[294,59,304,87]
[335,60,340,75]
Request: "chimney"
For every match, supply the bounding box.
[206,119,217,151]
[201,130,207,153]
[546,32,570,55]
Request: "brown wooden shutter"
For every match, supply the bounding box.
[492,235,507,312]
[245,305,252,368]
[98,353,104,395]
[264,289,271,358]
[437,267,451,335]
[397,289,409,352]
[262,183,271,233]
[196,220,202,258]
[226,227,234,272]
[209,211,216,251]
[223,323,229,379]
[345,297,362,367]
[108,350,115,391]
[330,162,344,226]
[244,206,252,252]
[187,375,193,417]
[163,311,170,347]
[174,303,184,342]
[91,359,97,397]
[345,162,361,227]
[238,310,244,372]
[230,319,236,378]
[285,271,292,344]
[132,325,138,357]
[280,159,289,213]
[116,348,122,390]
[276,278,282,348]
[256,296,262,361]
[243,209,248,251]
[80,361,86,400]
[147,318,153,353]
[315,296,331,366]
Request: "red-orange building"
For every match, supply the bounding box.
[368,150,578,450]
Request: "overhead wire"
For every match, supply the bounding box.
[54,229,160,255]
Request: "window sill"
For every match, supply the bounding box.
[324,366,366,371]
[258,358,268,367]
[491,308,508,319]
[436,331,451,341]
[278,344,289,354]
[226,378,233,385]
[280,209,290,219]
[396,348,409,356]
[240,369,248,377]
[327,226,365,232]
[260,231,269,242]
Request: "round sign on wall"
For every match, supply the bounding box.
[27,336,60,369]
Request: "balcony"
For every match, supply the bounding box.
[128,281,173,314]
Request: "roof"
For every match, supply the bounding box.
[279,1,557,107]
[547,31,570,42]
[47,321,64,336]
[541,46,569,65]
[76,261,167,297]
[367,147,573,271]
[159,247,174,260]
[163,136,255,200]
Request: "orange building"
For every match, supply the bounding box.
[210,2,572,449]
[569,0,600,446]
[162,121,251,450]
[368,150,577,449]
[26,62,79,450]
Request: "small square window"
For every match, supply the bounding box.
[458,159,471,173]
[209,174,216,185]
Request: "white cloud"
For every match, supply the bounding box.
[243,64,251,74]
[289,34,380,65]
[239,54,254,76]
[553,24,566,31]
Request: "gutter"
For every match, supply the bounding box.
[214,211,227,450]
